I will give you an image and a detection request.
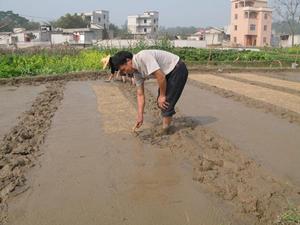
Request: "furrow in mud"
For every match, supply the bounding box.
[0,81,65,224]
[215,73,300,97]
[188,79,300,126]
[118,82,300,225]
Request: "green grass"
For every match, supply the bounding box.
[278,207,300,225]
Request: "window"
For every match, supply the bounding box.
[235,3,238,8]
[250,24,256,31]
[104,15,106,19]
[144,19,147,24]
[264,13,268,19]
[264,25,267,31]
[235,14,238,19]
[234,37,237,43]
[234,25,238,31]
[245,1,254,6]
[144,28,147,32]
[154,19,156,23]
[263,37,267,43]
[98,17,101,22]
[154,27,156,32]
[249,11,257,19]
[245,12,249,18]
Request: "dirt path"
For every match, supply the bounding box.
[0,85,45,140]
[7,81,244,225]
[223,73,300,91]
[190,74,300,114]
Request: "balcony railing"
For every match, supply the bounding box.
[136,23,153,27]
[239,1,254,7]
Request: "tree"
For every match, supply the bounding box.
[25,21,40,30]
[102,27,109,39]
[52,13,88,29]
[273,21,300,34]
[274,0,300,46]
[109,23,120,38]
[0,11,40,32]
[107,22,132,39]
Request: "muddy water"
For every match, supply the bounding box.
[146,81,300,187]
[0,85,45,139]
[8,81,243,225]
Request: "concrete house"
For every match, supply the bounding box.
[205,28,226,46]
[230,0,272,47]
[0,32,13,46]
[82,10,110,30]
[128,11,159,39]
[51,10,109,45]
[278,34,300,47]
[51,28,103,45]
[10,26,51,43]
[187,29,206,41]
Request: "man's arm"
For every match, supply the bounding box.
[136,84,145,128]
[153,69,169,110]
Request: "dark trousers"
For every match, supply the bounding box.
[158,60,188,117]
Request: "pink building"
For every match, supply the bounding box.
[230,0,272,47]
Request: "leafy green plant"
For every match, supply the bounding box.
[0,46,299,78]
[277,207,300,225]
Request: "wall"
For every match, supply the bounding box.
[96,39,207,48]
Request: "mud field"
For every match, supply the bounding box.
[0,71,300,225]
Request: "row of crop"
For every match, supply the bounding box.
[170,48,299,62]
[0,50,105,78]
[1,47,299,77]
[99,46,299,63]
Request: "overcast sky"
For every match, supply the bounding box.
[0,0,276,27]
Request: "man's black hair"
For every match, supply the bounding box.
[111,51,133,68]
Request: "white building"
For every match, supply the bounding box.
[278,34,300,47]
[205,27,226,46]
[0,32,13,46]
[128,11,159,39]
[11,28,51,43]
[82,10,110,30]
[187,29,206,41]
[51,28,103,45]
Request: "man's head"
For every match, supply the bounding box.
[111,51,135,74]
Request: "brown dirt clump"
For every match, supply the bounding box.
[0,81,65,224]
[118,82,300,225]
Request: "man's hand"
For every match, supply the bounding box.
[135,113,144,129]
[157,95,169,110]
